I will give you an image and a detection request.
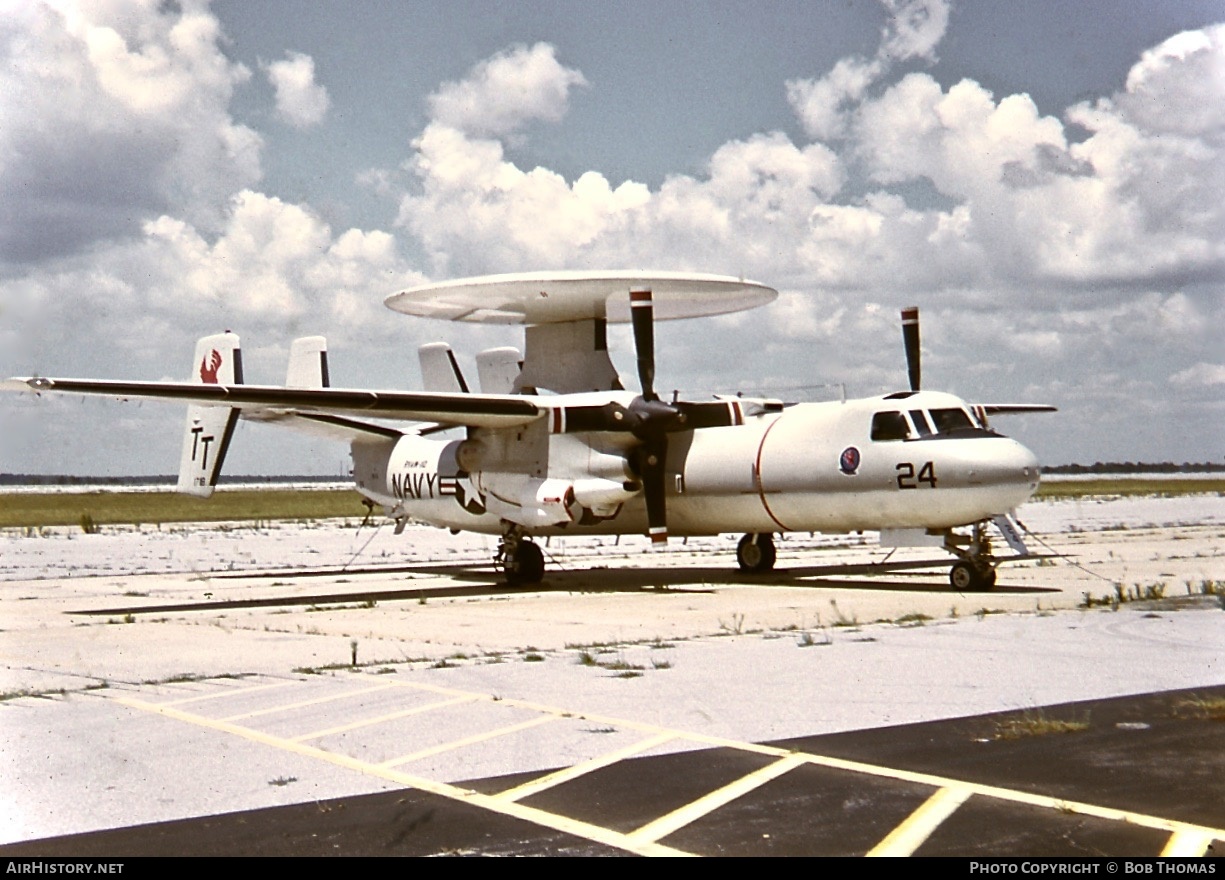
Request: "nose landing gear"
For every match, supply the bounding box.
[949,558,997,592]
[946,520,999,592]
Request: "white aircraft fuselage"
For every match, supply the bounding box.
[354,389,1040,539]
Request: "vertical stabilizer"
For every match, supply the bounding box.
[419,342,470,393]
[475,347,523,394]
[287,336,329,388]
[178,333,242,498]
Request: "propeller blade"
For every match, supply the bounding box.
[630,287,657,401]
[901,306,921,392]
[639,437,669,546]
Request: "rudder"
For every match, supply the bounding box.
[178,333,242,497]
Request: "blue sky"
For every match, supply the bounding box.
[2,0,1223,475]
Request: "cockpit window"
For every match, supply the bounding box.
[909,409,934,437]
[930,408,974,434]
[871,411,911,441]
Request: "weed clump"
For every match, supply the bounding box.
[993,711,1089,740]
[1173,695,1225,721]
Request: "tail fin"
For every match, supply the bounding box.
[178,333,242,498]
[418,342,470,393]
[475,347,523,394]
[286,336,329,388]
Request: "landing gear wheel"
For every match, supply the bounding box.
[506,540,545,586]
[950,560,994,592]
[737,533,776,574]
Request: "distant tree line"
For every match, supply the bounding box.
[1040,462,1225,475]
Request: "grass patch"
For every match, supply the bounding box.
[1036,478,1225,498]
[1,488,370,529]
[1173,695,1225,721]
[1081,581,1170,609]
[599,657,644,672]
[829,600,859,628]
[718,612,746,635]
[993,711,1089,740]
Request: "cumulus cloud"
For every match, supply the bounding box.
[4,8,1225,471]
[427,42,587,138]
[5,191,419,378]
[1170,363,1225,386]
[0,1,261,264]
[265,51,330,128]
[787,0,951,141]
[396,19,1225,304]
[879,0,951,63]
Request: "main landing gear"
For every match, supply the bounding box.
[496,522,545,586]
[737,533,777,574]
[945,520,998,592]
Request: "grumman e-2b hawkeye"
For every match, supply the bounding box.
[8,271,1055,590]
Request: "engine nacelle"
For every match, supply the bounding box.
[571,477,639,517]
[477,477,575,529]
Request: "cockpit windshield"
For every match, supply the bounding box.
[929,408,974,434]
[871,406,981,441]
[870,411,910,441]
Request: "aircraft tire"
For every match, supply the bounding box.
[507,540,545,586]
[950,560,993,592]
[737,533,776,574]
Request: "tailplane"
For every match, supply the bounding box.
[178,333,242,497]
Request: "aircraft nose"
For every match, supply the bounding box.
[973,437,1041,502]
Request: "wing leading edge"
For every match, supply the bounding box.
[10,377,543,429]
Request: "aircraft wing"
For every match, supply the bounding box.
[6,377,543,429]
[979,404,1058,415]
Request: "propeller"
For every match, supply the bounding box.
[628,288,678,546]
[901,306,921,392]
[558,287,745,546]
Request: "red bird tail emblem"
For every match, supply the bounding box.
[200,349,223,384]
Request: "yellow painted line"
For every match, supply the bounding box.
[791,751,1225,842]
[114,674,1225,853]
[496,732,679,802]
[355,674,788,758]
[110,693,690,857]
[219,682,400,721]
[379,714,556,768]
[291,695,480,742]
[156,679,298,707]
[628,753,808,844]
[1162,829,1217,857]
[865,786,971,857]
[367,675,1225,844]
